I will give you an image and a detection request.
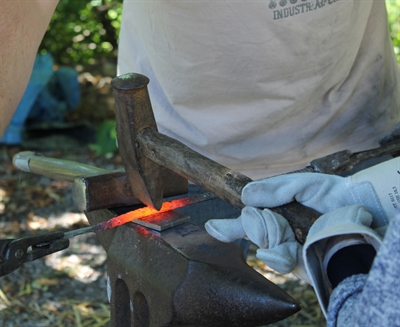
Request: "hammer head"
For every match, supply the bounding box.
[72,170,188,212]
[111,73,164,210]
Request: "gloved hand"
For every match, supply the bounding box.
[241,156,400,228]
[205,158,398,284]
[205,206,309,281]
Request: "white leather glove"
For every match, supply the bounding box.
[205,158,398,282]
[241,157,400,229]
[205,206,309,281]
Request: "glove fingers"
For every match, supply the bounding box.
[241,206,295,248]
[205,217,246,243]
[256,242,299,274]
[242,173,346,212]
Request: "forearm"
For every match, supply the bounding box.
[0,0,59,136]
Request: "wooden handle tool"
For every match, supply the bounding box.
[112,73,319,243]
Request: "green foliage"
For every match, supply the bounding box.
[387,0,400,64]
[40,0,122,65]
[89,120,118,156]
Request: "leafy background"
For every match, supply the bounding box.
[40,0,122,66]
[387,0,400,64]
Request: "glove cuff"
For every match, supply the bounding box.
[303,206,382,318]
[347,157,400,226]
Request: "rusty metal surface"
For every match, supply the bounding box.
[310,140,400,174]
[85,209,300,326]
[73,171,141,211]
[73,169,188,212]
[112,73,165,210]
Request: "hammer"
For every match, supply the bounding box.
[112,73,320,244]
[13,151,188,212]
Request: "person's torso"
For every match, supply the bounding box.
[118,0,400,179]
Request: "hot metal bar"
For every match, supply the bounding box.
[64,193,215,238]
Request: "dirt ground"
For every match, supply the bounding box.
[0,63,324,327]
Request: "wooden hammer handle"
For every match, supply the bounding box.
[138,128,251,209]
[138,128,319,244]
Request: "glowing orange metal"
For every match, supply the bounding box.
[64,193,215,239]
[96,197,191,231]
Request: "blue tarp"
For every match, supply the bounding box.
[1,53,80,144]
